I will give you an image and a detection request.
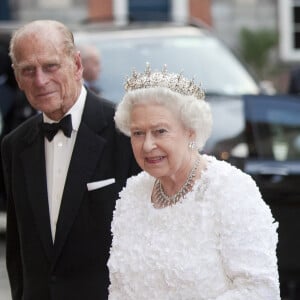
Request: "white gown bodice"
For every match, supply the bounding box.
[108,156,280,300]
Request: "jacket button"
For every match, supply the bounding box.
[51,275,57,282]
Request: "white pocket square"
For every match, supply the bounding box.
[87,178,115,191]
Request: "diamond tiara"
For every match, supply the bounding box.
[124,63,205,100]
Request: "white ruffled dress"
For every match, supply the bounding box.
[107,156,280,300]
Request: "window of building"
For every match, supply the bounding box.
[129,0,171,22]
[279,0,300,61]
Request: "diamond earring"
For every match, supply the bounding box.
[188,141,196,150]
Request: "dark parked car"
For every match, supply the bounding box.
[207,93,300,299]
[74,23,300,299]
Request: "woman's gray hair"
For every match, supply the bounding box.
[114,87,212,150]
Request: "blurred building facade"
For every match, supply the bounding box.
[212,0,277,49]
[1,0,276,48]
[279,0,300,62]
[2,0,300,63]
[2,0,212,26]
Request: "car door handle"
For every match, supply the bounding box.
[245,163,289,176]
[255,166,288,176]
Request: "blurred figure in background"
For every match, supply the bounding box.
[0,40,36,211]
[0,45,14,210]
[78,44,102,95]
[0,45,15,121]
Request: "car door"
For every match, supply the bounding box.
[243,94,300,298]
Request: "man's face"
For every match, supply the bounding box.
[13,31,83,120]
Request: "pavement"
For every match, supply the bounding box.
[0,212,6,233]
[0,233,10,300]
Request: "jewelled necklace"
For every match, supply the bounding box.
[151,156,200,209]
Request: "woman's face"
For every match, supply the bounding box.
[130,103,194,180]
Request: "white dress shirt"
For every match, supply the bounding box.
[44,86,87,241]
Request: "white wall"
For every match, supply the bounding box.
[212,0,277,49]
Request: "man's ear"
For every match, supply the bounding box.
[12,67,24,91]
[74,51,84,80]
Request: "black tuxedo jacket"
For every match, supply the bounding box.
[2,91,140,300]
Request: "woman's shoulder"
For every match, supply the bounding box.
[2,113,41,146]
[118,171,154,201]
[125,171,154,187]
[202,155,275,223]
[203,154,257,188]
[202,155,264,208]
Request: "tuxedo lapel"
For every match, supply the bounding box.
[20,121,53,261]
[52,94,108,265]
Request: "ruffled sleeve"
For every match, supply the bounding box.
[205,160,280,300]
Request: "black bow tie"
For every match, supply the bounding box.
[41,114,73,141]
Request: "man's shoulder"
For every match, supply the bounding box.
[87,91,115,108]
[85,92,116,117]
[2,113,41,142]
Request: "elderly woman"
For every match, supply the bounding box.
[108,64,280,299]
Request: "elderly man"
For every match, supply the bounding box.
[2,19,140,300]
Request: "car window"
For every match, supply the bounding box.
[75,30,259,102]
[244,95,300,161]
[203,96,247,160]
